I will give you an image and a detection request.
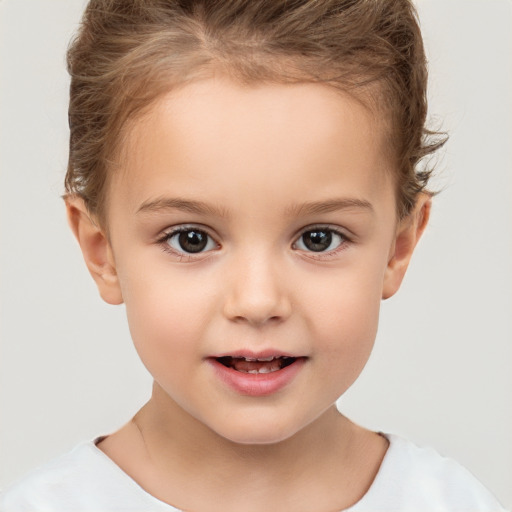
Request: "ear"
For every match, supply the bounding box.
[65,196,123,305]
[382,193,431,300]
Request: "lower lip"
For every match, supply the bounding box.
[208,358,307,397]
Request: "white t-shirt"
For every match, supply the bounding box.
[0,434,506,512]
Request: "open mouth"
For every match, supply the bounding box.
[215,356,297,374]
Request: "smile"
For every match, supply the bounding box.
[208,353,307,396]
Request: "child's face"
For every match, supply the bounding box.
[80,79,419,444]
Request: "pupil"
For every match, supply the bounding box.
[178,230,207,253]
[303,230,331,252]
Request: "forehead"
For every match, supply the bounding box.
[109,78,394,219]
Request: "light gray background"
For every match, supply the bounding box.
[1,0,511,507]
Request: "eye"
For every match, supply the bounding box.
[164,227,217,254]
[294,227,346,253]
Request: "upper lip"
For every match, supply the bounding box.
[209,349,303,360]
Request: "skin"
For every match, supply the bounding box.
[67,78,430,511]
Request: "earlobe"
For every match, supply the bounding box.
[65,196,123,305]
[382,194,431,300]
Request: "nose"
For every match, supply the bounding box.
[222,252,292,326]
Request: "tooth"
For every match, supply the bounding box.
[258,367,271,373]
[248,369,259,374]
[257,356,275,362]
[244,357,257,362]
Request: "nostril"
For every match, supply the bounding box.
[230,314,287,327]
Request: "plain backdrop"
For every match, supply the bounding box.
[1,0,511,507]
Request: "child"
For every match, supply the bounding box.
[0,0,507,510]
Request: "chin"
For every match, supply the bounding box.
[211,416,303,446]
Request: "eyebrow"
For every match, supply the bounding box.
[285,198,374,217]
[137,196,374,218]
[136,197,229,218]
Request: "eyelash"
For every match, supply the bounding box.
[156,225,352,261]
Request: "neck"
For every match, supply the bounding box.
[141,382,349,477]
[121,382,386,511]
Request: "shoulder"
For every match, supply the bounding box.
[0,440,177,512]
[1,443,88,511]
[351,433,507,512]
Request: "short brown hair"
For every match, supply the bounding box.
[65,0,445,222]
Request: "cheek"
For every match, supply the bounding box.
[304,261,385,376]
[118,262,216,372]
[319,290,380,361]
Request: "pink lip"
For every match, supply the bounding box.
[207,356,307,397]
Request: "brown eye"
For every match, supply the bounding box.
[295,228,344,252]
[178,230,207,253]
[167,228,216,254]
